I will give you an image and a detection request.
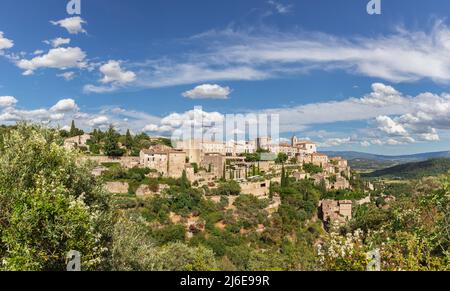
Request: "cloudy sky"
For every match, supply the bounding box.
[1,0,450,155]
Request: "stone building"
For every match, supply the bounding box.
[310,153,329,167]
[64,134,92,150]
[292,136,317,154]
[330,156,351,177]
[333,176,351,190]
[240,180,271,197]
[140,145,187,178]
[320,199,353,224]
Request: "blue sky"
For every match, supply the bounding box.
[1,0,450,155]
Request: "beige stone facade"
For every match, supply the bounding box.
[140,145,187,178]
[240,180,271,197]
[320,199,353,224]
[64,134,92,150]
[310,153,329,167]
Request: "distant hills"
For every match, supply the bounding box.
[323,150,450,162]
[362,158,450,179]
[323,150,450,171]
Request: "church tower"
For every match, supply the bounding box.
[291,135,298,147]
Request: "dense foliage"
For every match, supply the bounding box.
[0,124,111,271]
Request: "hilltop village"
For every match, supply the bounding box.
[65,128,360,226]
[1,123,447,271]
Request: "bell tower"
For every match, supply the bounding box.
[291,134,298,147]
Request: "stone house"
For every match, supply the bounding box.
[240,180,271,197]
[140,145,187,178]
[310,153,329,167]
[64,134,92,150]
[185,165,217,185]
[320,199,353,223]
[333,176,351,190]
[291,137,317,154]
[312,173,350,191]
[330,157,351,177]
[330,157,348,168]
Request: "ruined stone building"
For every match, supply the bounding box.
[64,134,92,150]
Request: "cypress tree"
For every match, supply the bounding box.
[181,170,190,190]
[124,129,133,150]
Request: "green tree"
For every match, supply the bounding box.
[111,216,217,271]
[104,125,125,157]
[216,181,241,196]
[275,153,289,164]
[69,120,84,137]
[303,163,323,174]
[0,124,111,271]
[180,170,190,190]
[124,129,133,150]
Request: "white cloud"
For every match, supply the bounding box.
[143,124,159,132]
[57,71,76,81]
[354,83,406,106]
[132,21,450,88]
[135,62,269,89]
[16,47,87,75]
[212,22,450,83]
[51,17,87,34]
[46,37,71,48]
[261,86,411,133]
[376,116,408,135]
[182,84,231,99]
[33,50,44,55]
[84,60,136,93]
[318,137,353,148]
[83,84,118,94]
[0,100,160,135]
[261,83,450,146]
[99,60,136,84]
[0,32,13,50]
[89,116,109,127]
[267,1,292,14]
[50,99,79,112]
[419,129,440,141]
[0,96,18,107]
[50,113,65,121]
[160,108,224,129]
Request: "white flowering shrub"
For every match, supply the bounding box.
[317,225,369,271]
[0,124,111,271]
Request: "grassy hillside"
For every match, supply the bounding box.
[362,158,450,179]
[348,158,400,171]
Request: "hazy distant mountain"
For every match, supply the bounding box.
[362,158,450,179]
[322,151,450,162]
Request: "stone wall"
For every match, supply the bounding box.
[168,152,187,178]
[81,156,140,169]
[104,182,129,194]
[136,185,154,197]
[240,180,270,197]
